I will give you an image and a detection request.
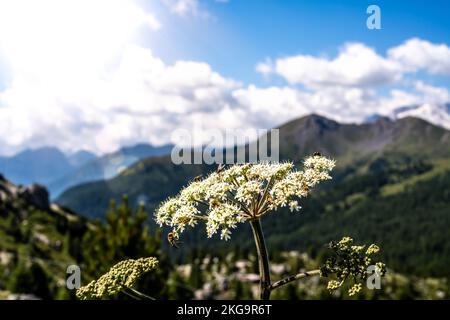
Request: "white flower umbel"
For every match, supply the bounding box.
[155,155,335,241]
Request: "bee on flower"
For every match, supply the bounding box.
[167,232,182,248]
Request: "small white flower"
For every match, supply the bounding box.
[289,200,300,212]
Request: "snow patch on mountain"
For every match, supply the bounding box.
[393,103,450,130]
[366,103,450,130]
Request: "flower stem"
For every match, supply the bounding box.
[269,269,321,291]
[125,287,156,300]
[250,219,271,300]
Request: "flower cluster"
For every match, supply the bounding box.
[320,237,386,296]
[76,257,159,300]
[155,155,335,241]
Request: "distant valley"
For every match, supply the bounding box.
[0,143,173,199]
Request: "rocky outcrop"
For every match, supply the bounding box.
[0,174,89,300]
[0,176,49,211]
[18,184,50,211]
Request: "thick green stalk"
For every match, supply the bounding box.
[250,219,271,300]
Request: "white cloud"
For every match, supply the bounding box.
[388,38,450,75]
[232,85,310,127]
[255,59,274,77]
[258,39,450,88]
[261,43,402,88]
[232,79,450,127]
[0,45,240,155]
[414,81,450,104]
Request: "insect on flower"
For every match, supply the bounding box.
[216,163,226,173]
[167,232,182,249]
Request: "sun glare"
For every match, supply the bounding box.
[0,0,158,81]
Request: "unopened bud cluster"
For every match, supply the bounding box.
[76,257,159,299]
[320,237,386,296]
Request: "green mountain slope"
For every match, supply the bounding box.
[56,115,450,276]
[0,175,89,299]
[262,157,450,277]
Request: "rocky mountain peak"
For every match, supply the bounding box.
[0,176,50,211]
[18,184,50,211]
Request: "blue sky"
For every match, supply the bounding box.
[0,0,449,155]
[140,0,450,84]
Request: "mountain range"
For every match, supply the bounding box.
[55,114,450,277]
[47,143,173,198]
[1,102,449,197]
[0,144,173,199]
[57,114,450,215]
[0,147,80,187]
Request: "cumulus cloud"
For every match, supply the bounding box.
[255,59,274,78]
[272,43,402,88]
[0,45,241,155]
[258,39,450,88]
[388,38,450,75]
[414,81,450,103]
[232,85,310,127]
